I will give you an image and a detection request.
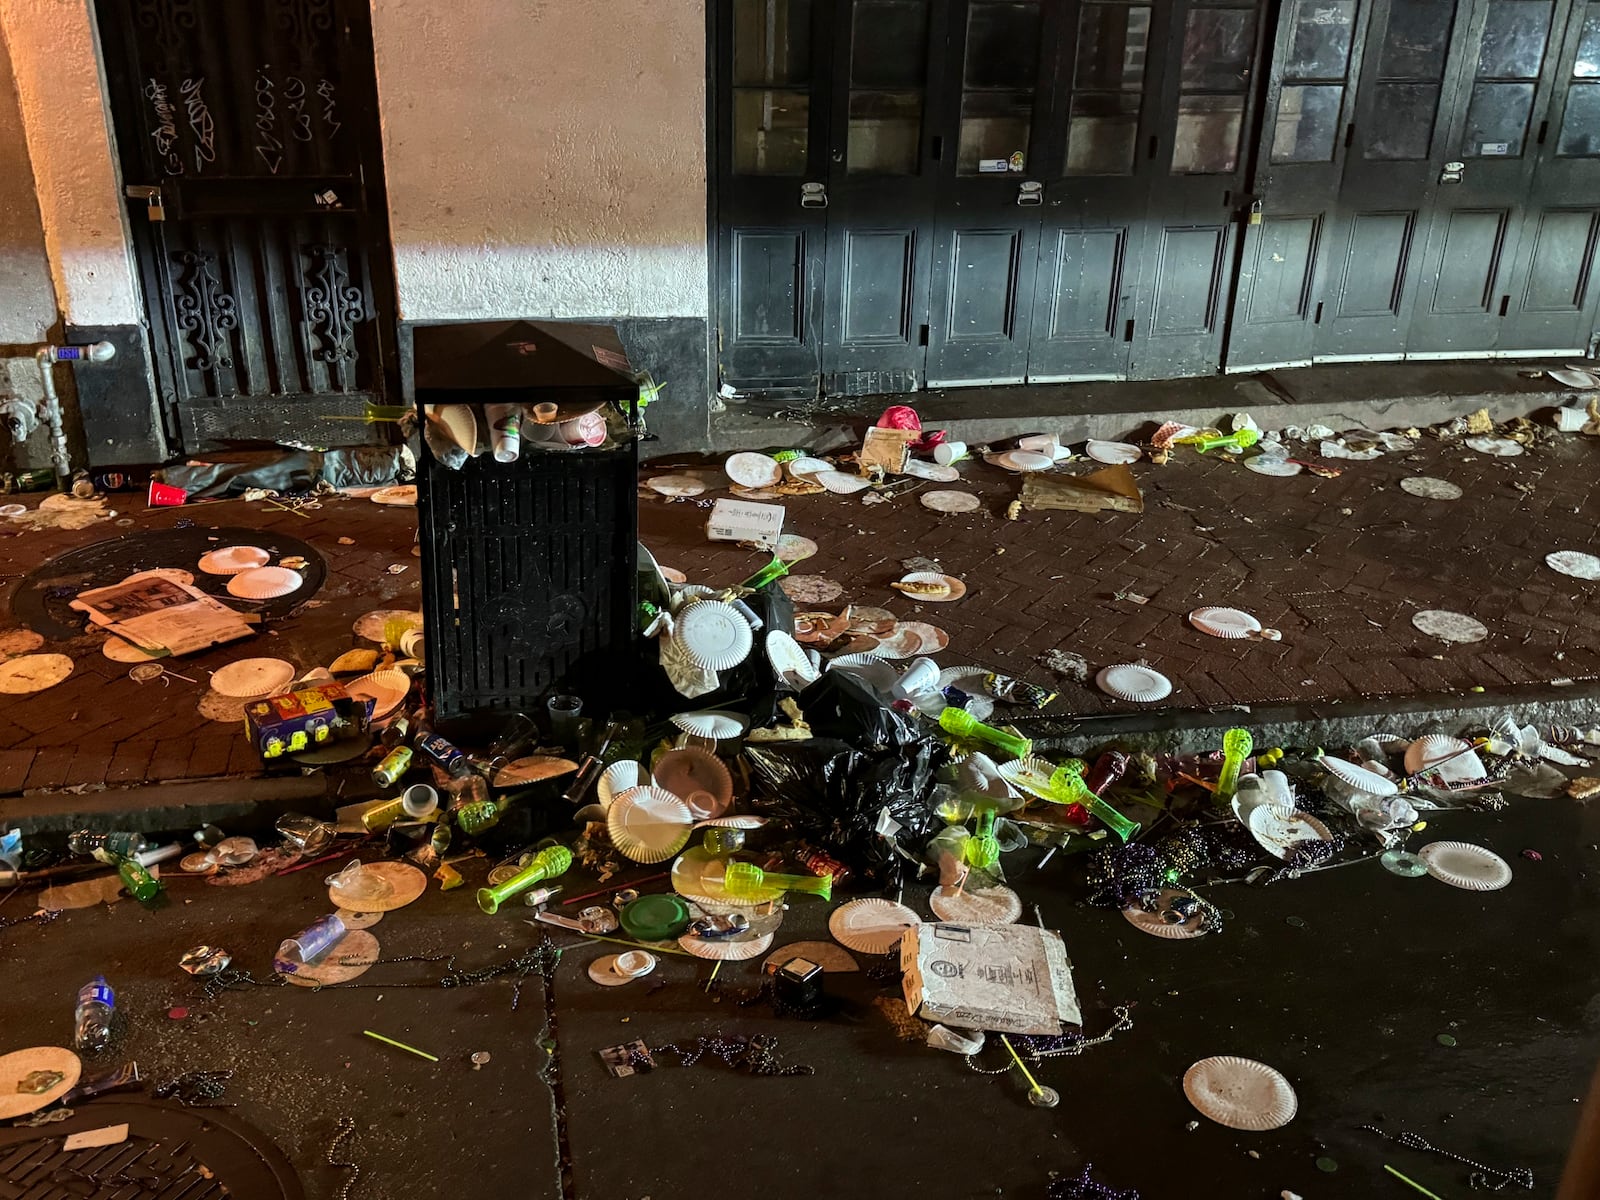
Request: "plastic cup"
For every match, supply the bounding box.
[147,479,187,507]
[558,411,607,447]
[278,913,346,964]
[893,657,940,700]
[933,440,968,466]
[401,783,439,818]
[613,950,653,978]
[486,403,522,463]
[547,694,583,744]
[532,402,559,424]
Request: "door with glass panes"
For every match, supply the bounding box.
[1405,0,1577,356]
[1225,0,1374,371]
[923,0,1060,386]
[1498,0,1600,353]
[820,0,948,394]
[715,0,831,391]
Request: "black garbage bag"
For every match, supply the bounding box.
[796,669,923,749]
[744,735,944,888]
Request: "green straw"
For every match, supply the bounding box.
[998,1034,1046,1095]
[1383,1165,1445,1200]
[363,1030,439,1062]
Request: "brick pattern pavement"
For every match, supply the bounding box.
[639,434,1600,717]
[2,432,1596,796]
[0,496,420,795]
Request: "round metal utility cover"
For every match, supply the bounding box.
[0,1098,302,1199]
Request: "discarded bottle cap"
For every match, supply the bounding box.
[470,1051,492,1069]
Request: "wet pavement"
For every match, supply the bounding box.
[2,785,1597,1200]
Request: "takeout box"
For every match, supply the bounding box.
[901,921,1080,1036]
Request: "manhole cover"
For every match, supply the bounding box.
[14,526,327,641]
[0,1098,302,1199]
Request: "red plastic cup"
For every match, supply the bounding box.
[147,479,187,507]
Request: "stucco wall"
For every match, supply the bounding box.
[370,0,709,323]
[0,0,140,328]
[0,23,55,434]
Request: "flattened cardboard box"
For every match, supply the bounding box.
[901,922,1080,1036]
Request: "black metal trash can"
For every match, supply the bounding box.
[412,320,640,734]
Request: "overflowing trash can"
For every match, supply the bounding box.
[411,320,641,734]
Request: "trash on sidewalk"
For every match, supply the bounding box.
[1020,463,1144,514]
[901,921,1080,1035]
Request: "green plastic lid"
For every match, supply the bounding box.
[620,893,690,942]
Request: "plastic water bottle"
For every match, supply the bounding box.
[68,830,148,857]
[73,977,115,1052]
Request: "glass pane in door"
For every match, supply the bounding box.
[852,0,930,87]
[1272,84,1345,162]
[1076,3,1151,87]
[964,2,1042,87]
[1464,81,1535,154]
[958,91,1034,171]
[849,91,923,173]
[1364,82,1441,158]
[1284,0,1357,76]
[1181,8,1258,89]
[1576,5,1600,76]
[1557,82,1600,152]
[1067,92,1142,173]
[733,0,813,85]
[1379,0,1454,77]
[1171,94,1246,172]
[734,90,811,174]
[1476,0,1553,77]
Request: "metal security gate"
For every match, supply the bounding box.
[96,0,397,452]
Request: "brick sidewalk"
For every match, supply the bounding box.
[0,496,421,795]
[3,429,1596,798]
[639,432,1600,715]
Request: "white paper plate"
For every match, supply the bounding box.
[371,485,418,506]
[724,451,783,489]
[1122,889,1211,940]
[775,534,819,565]
[346,668,411,719]
[786,456,832,477]
[1096,664,1173,703]
[1419,841,1512,891]
[653,747,734,820]
[1465,436,1523,456]
[1412,609,1488,644]
[780,575,846,605]
[494,756,578,787]
[1319,754,1399,796]
[198,545,270,575]
[997,757,1058,801]
[670,711,749,740]
[326,860,427,912]
[870,626,926,660]
[1404,734,1484,782]
[828,898,920,955]
[1184,1056,1298,1131]
[1546,550,1600,580]
[1189,607,1263,639]
[1400,476,1464,500]
[103,636,160,663]
[993,450,1055,473]
[588,952,659,986]
[920,489,982,513]
[1086,439,1141,464]
[1247,807,1333,859]
[645,474,708,497]
[210,657,296,698]
[226,566,303,599]
[0,653,73,694]
[678,931,775,961]
[1244,457,1303,477]
[0,1047,81,1119]
[895,570,967,602]
[672,600,755,672]
[903,459,960,482]
[929,884,1022,924]
[431,404,479,454]
[766,630,820,687]
[1549,367,1600,389]
[352,609,423,643]
[816,469,871,494]
[596,760,642,810]
[607,786,694,863]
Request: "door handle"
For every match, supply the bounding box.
[1440,160,1464,185]
[1016,181,1043,207]
[800,182,828,209]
